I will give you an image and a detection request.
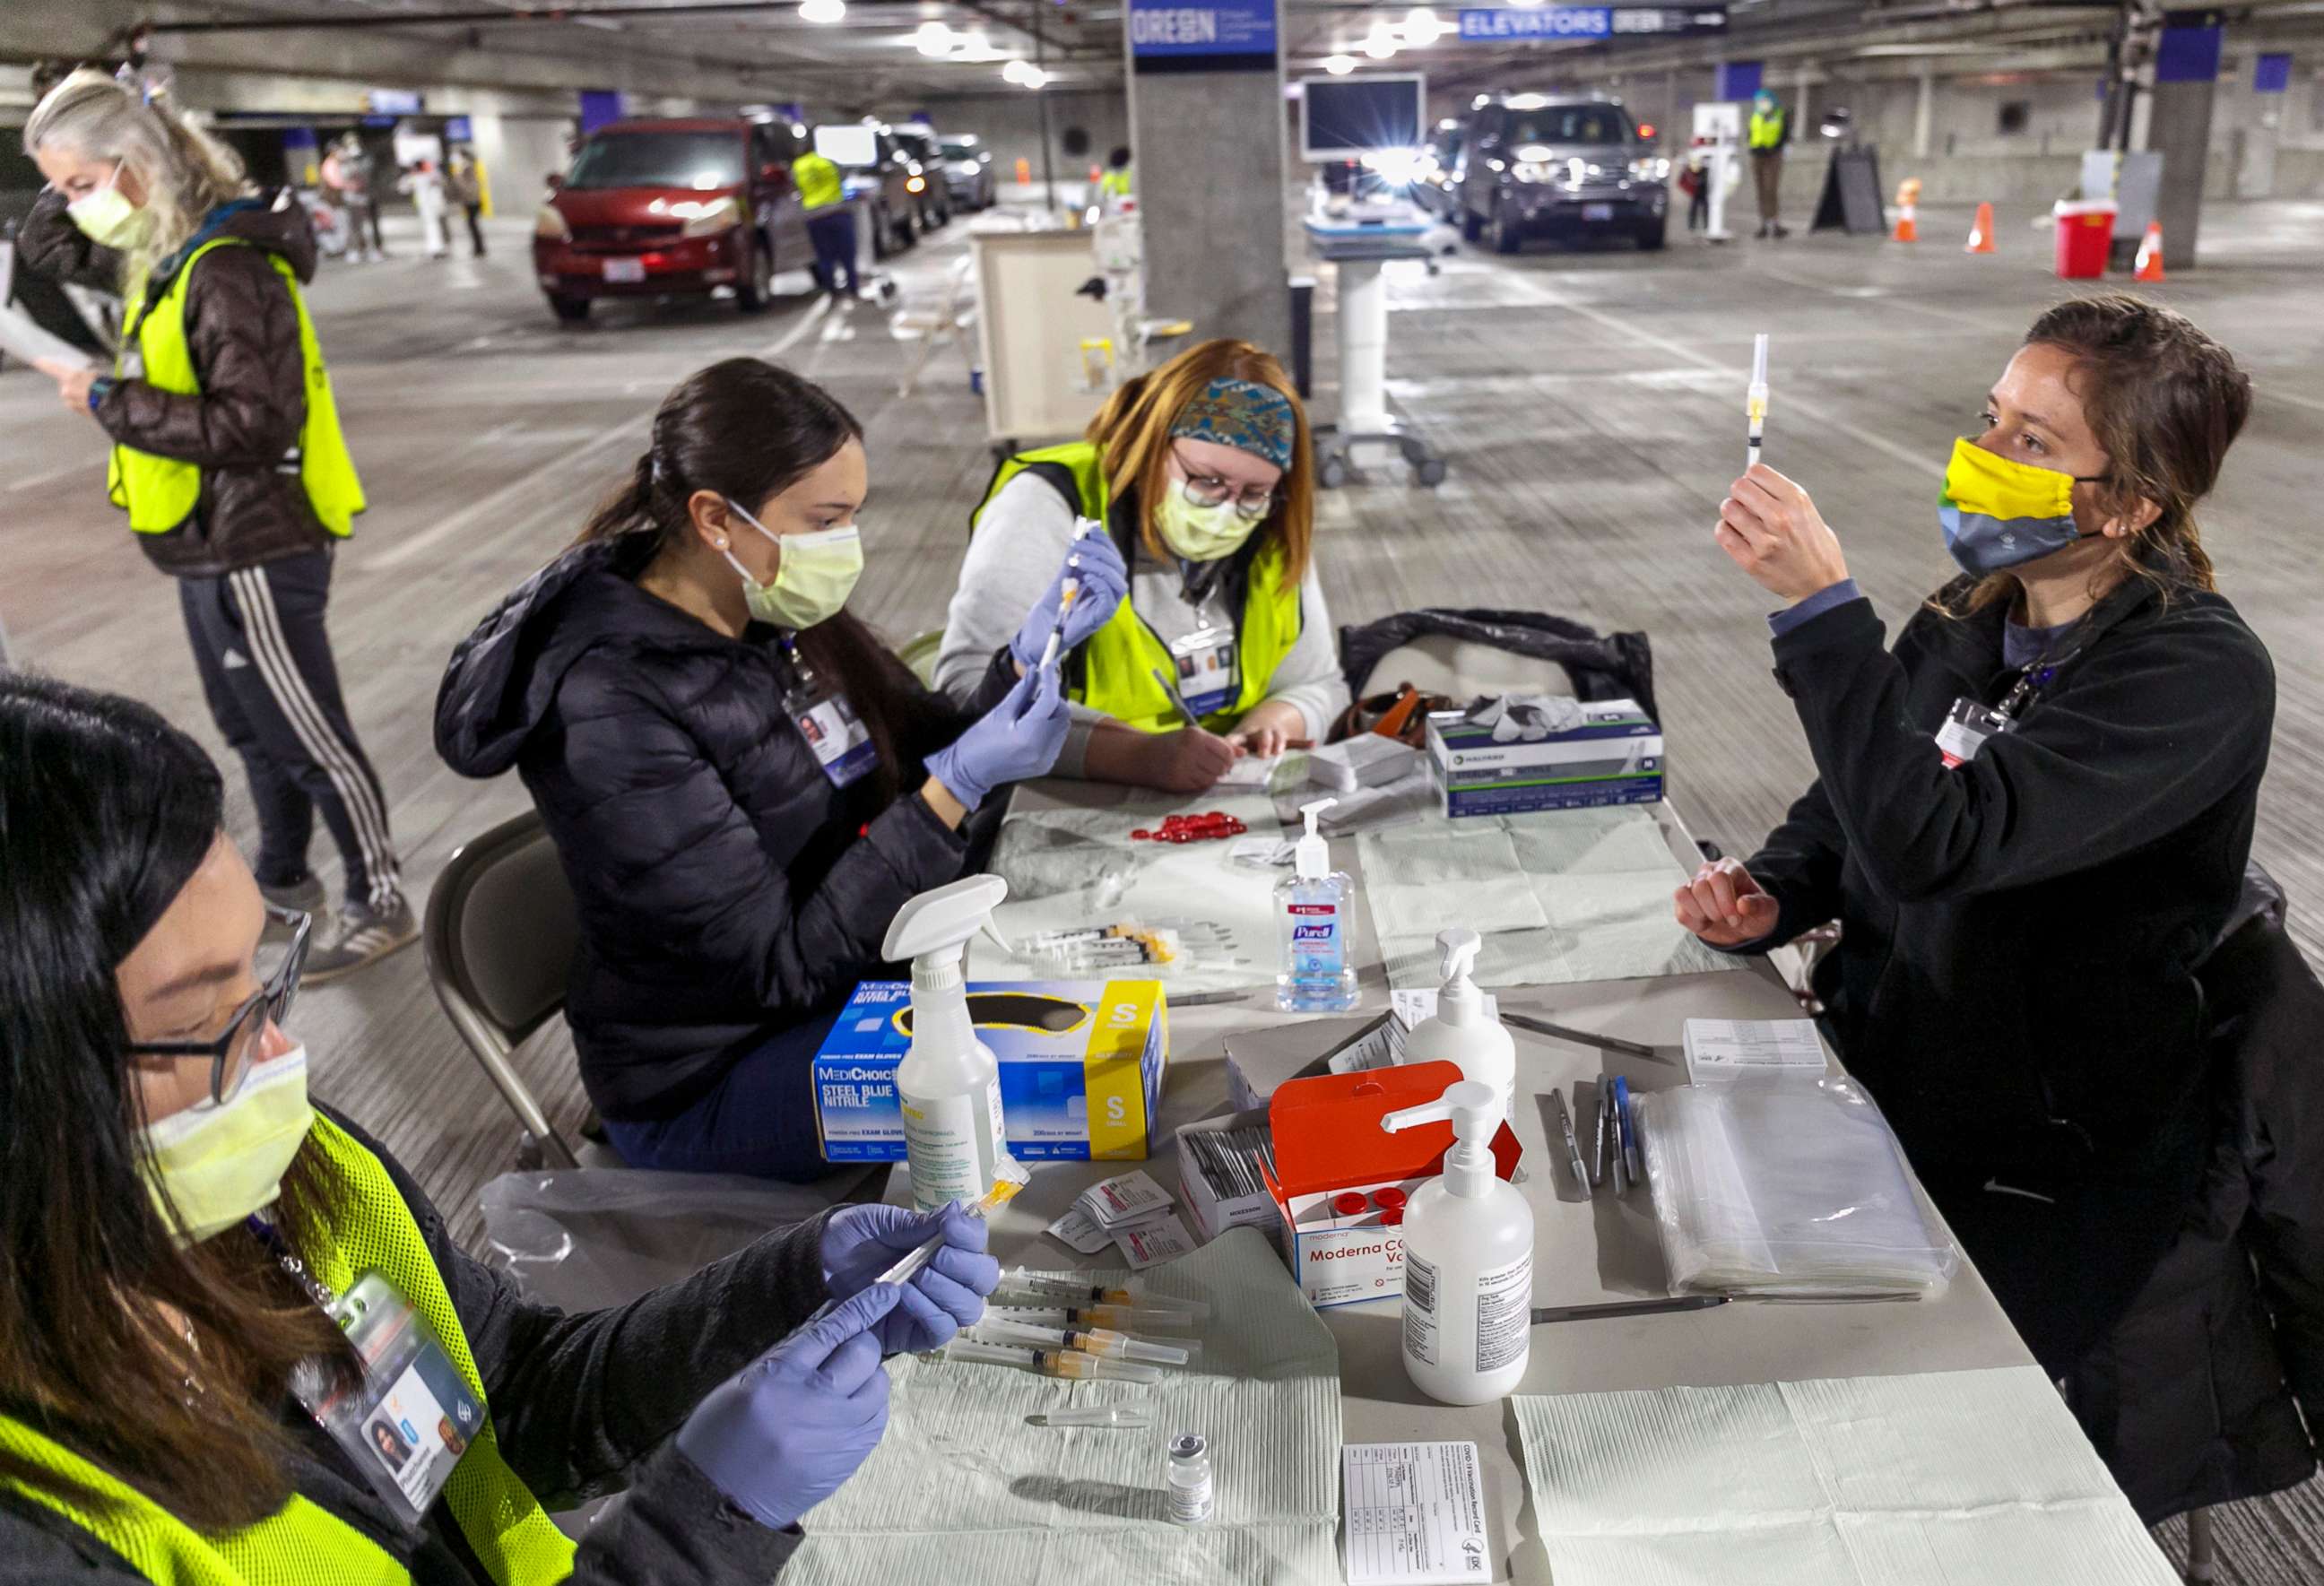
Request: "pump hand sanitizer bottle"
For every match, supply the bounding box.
[1382,1079,1534,1405]
[881,874,1013,1211]
[1275,798,1358,1012]
[1401,928,1516,1127]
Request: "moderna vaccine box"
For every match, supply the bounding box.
[813,979,1167,1164]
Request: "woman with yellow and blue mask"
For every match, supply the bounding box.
[938,339,1349,793]
[1673,297,2271,1374]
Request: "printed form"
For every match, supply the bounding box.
[1343,1441,1492,1585]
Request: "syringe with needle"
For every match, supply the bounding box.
[994,1269,1210,1321]
[1036,517,1106,672]
[1747,333,1771,471]
[988,1301,1205,1335]
[944,1339,1163,1383]
[970,1314,1196,1365]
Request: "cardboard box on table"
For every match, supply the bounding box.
[1425,699,1665,818]
[811,979,1166,1163]
[1259,1061,1523,1309]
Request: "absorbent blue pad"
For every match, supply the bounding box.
[785,1226,1341,1583]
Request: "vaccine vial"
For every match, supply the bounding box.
[1166,1431,1214,1525]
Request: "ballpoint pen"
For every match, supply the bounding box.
[1616,1076,1643,1186]
[1550,1089,1589,1191]
[1592,1089,1609,1188]
[1150,666,1201,728]
[1502,1011,1666,1062]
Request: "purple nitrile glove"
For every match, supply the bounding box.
[675,1283,902,1532]
[926,659,1069,811]
[1010,531,1128,670]
[821,1200,1002,1353]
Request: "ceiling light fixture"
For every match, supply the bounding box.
[1363,22,1398,57]
[797,0,844,22]
[1323,53,1357,74]
[1403,7,1446,45]
[915,20,955,56]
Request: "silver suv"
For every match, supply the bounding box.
[1453,94,1669,255]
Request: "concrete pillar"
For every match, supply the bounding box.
[1123,0,1289,353]
[2146,15,2220,265]
[1912,70,1934,160]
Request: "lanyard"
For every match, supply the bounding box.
[247,1211,337,1313]
[1992,643,2077,724]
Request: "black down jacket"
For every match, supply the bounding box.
[2064,868,2324,1524]
[435,534,1014,1122]
[1336,607,1658,724]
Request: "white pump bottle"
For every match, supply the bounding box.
[1400,927,1515,1128]
[881,874,1013,1211]
[1382,1079,1534,1404]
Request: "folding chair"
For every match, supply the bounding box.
[423,809,584,1169]
[891,255,976,398]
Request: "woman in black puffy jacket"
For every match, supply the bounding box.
[435,360,1119,1179]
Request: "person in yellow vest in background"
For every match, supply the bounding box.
[21,71,412,983]
[1747,87,1791,240]
[939,339,1350,793]
[0,674,1001,1584]
[1098,144,1134,211]
[792,137,857,299]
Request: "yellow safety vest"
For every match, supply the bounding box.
[0,1116,577,1586]
[1099,167,1133,200]
[793,152,845,212]
[1748,107,1787,151]
[975,441,1303,735]
[108,236,367,539]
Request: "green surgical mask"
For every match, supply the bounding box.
[67,167,150,251]
[722,498,864,629]
[1154,487,1256,564]
[141,1045,316,1246]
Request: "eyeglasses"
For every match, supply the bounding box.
[126,906,310,1106]
[1172,447,1280,521]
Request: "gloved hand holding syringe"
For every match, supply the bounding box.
[1010,516,1124,675]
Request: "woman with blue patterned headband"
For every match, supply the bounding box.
[938,339,1349,793]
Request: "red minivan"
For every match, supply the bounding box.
[533,116,813,324]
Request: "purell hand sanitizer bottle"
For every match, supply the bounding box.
[1274,798,1358,1012]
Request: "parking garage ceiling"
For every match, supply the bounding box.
[48,0,2324,108]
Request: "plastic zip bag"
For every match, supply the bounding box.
[1635,1079,1958,1298]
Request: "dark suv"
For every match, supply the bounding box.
[820,124,923,260]
[892,130,951,232]
[1454,95,1668,254]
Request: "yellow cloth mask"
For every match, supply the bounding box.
[141,1045,316,1246]
[1938,438,2100,576]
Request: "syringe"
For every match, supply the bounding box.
[1036,517,1106,672]
[1027,1403,1156,1429]
[944,1338,1164,1383]
[995,1269,1211,1322]
[871,1158,1031,1288]
[989,1302,1205,1335]
[970,1315,1194,1366]
[1747,332,1770,471]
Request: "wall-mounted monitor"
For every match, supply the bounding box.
[1297,74,1427,163]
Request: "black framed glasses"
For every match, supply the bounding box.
[1171,446,1280,521]
[126,906,311,1105]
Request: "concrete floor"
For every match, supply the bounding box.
[4,198,2321,1579]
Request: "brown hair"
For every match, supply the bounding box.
[1086,338,1314,585]
[1944,295,2250,616]
[576,358,937,807]
[0,675,356,1531]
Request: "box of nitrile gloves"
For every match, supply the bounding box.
[1426,698,1663,818]
[812,979,1167,1164]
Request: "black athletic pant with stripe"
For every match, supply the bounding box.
[179,548,401,912]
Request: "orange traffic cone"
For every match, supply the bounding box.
[1964,202,1996,254]
[2134,220,2166,282]
[1893,204,1919,243]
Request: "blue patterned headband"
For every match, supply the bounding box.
[1168,377,1296,472]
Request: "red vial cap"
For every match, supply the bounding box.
[1372,1187,1408,1210]
[1331,1192,1371,1218]
[1131,829,1150,841]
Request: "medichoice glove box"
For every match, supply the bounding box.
[1426,698,1663,818]
[1258,1061,1522,1310]
[813,980,1166,1163]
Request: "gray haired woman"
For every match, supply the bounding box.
[20,70,412,982]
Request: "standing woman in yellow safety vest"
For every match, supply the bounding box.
[1747,88,1791,239]
[939,338,1350,793]
[20,71,412,984]
[0,672,999,1583]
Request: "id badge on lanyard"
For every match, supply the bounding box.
[290,1273,484,1524]
[1168,616,1239,721]
[1936,653,2065,768]
[782,640,878,789]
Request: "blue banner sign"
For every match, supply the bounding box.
[1128,0,1278,56]
[1459,6,1721,39]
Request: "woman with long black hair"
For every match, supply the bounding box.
[0,674,999,1581]
[436,358,1118,1180]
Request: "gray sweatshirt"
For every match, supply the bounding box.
[0,1109,828,1584]
[936,472,1350,776]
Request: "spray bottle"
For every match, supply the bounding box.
[1382,1079,1533,1404]
[881,874,1014,1211]
[1400,928,1516,1127]
[1275,798,1359,1012]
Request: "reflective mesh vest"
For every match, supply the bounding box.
[0,1116,577,1586]
[975,440,1302,735]
[793,152,845,212]
[108,237,366,538]
[1748,106,1787,151]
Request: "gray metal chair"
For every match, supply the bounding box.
[423,808,583,1169]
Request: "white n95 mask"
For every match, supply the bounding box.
[722,498,863,629]
[140,1045,316,1246]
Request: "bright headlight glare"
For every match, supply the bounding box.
[672,195,741,236]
